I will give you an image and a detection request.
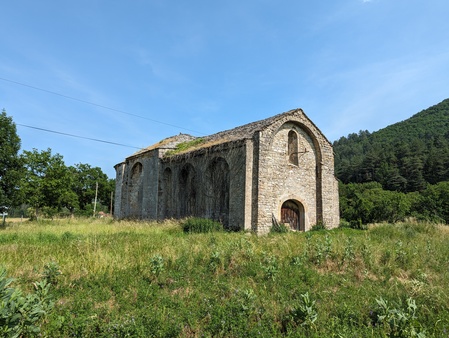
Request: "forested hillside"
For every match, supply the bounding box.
[334,99,449,225]
[334,98,449,192]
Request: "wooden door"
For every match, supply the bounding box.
[281,200,300,231]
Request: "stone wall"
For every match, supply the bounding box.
[159,142,248,230]
[113,162,125,218]
[114,108,339,233]
[114,149,160,219]
[254,112,339,233]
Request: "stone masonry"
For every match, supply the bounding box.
[114,108,339,234]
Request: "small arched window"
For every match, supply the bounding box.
[288,130,299,165]
[130,162,143,184]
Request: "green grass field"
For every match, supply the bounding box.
[1,218,448,337]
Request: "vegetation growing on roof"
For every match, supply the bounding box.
[164,137,205,157]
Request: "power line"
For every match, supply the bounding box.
[16,123,143,150]
[0,76,206,135]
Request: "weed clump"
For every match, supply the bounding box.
[311,221,327,231]
[0,266,55,337]
[181,217,223,234]
[42,261,62,285]
[370,297,425,337]
[283,292,318,334]
[164,138,205,156]
[270,222,289,233]
[149,254,165,277]
[339,218,368,230]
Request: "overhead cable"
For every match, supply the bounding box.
[17,123,143,150]
[0,76,206,135]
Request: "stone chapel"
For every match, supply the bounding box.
[114,108,339,234]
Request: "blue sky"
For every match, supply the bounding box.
[2,0,449,178]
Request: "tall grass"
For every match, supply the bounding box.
[1,218,448,337]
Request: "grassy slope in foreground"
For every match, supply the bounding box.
[1,218,448,337]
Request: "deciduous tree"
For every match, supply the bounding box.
[21,148,77,218]
[0,109,23,207]
[69,163,113,215]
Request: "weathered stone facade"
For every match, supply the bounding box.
[114,109,339,234]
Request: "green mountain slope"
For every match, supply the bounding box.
[333,98,449,192]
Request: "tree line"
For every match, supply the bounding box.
[339,181,449,226]
[0,109,114,219]
[4,98,449,225]
[334,99,449,225]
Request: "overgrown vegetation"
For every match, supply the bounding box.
[0,265,57,337]
[0,218,448,337]
[164,138,205,157]
[181,217,223,233]
[270,221,290,233]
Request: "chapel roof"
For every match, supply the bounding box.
[129,133,197,158]
[128,108,327,158]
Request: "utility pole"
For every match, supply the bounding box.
[93,181,98,217]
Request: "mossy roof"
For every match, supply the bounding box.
[127,108,327,158]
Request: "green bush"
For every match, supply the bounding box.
[371,297,425,337]
[42,261,62,285]
[261,254,279,281]
[283,292,318,334]
[270,222,289,233]
[339,219,352,228]
[181,217,223,233]
[149,254,165,277]
[0,267,55,337]
[311,221,327,231]
[350,219,368,230]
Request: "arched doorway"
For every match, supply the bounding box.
[179,163,196,217]
[161,167,172,218]
[281,200,305,231]
[205,157,230,228]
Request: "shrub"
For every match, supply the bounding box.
[283,292,318,333]
[261,254,279,281]
[208,250,222,272]
[350,219,368,230]
[42,261,62,285]
[149,254,165,277]
[339,219,352,228]
[0,267,55,337]
[270,222,289,233]
[311,221,327,231]
[181,217,223,234]
[371,297,425,337]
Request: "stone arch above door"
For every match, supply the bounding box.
[280,199,305,231]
